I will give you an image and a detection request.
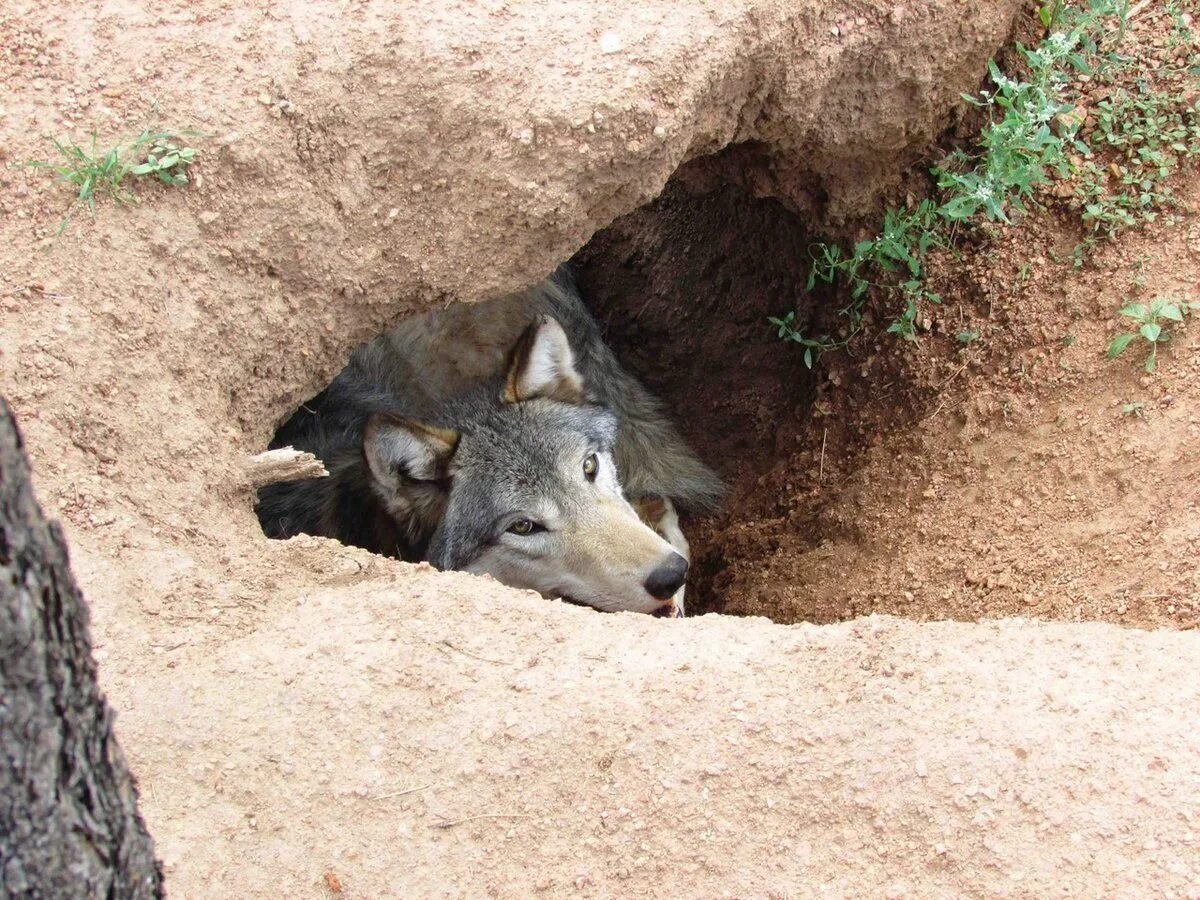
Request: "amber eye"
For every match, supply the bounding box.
[508,518,537,536]
[583,453,599,482]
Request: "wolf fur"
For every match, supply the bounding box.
[257,266,722,615]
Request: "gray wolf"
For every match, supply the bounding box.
[257,267,722,616]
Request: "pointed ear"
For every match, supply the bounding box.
[363,413,459,488]
[502,316,585,405]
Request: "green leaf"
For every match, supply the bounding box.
[1106,333,1136,358]
[1140,322,1162,342]
[129,163,155,175]
[803,347,814,369]
[1158,303,1183,322]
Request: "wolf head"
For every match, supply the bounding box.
[361,316,688,615]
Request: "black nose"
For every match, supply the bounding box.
[644,553,689,600]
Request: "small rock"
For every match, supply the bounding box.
[1053,107,1087,136]
[599,32,622,54]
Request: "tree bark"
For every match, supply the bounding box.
[0,396,163,899]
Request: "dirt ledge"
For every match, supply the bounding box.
[113,561,1200,895]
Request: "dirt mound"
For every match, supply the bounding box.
[4,0,1200,895]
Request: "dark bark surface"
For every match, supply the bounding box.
[0,396,162,899]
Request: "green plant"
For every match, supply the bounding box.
[1075,89,1200,241]
[773,1,1129,357]
[1106,296,1198,372]
[957,329,982,344]
[1166,0,1197,51]
[1121,400,1145,417]
[769,0,1199,365]
[128,135,197,186]
[767,312,839,369]
[26,127,199,234]
[803,201,944,341]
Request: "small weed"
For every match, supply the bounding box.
[1076,89,1200,241]
[1121,400,1145,417]
[1166,0,1197,50]
[1062,332,1078,347]
[1106,295,1197,372]
[956,329,982,344]
[26,127,200,234]
[804,200,944,342]
[767,312,839,369]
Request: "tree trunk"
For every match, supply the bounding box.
[0,396,163,899]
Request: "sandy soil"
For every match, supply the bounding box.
[2,0,1200,896]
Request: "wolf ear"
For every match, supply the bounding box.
[363,413,459,489]
[502,316,585,405]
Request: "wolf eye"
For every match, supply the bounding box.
[582,453,599,482]
[508,518,542,536]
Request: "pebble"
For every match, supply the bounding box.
[599,32,622,54]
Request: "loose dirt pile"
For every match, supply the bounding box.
[2,0,1199,895]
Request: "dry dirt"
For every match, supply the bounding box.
[577,152,1200,630]
[2,0,1200,896]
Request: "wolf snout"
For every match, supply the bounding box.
[644,552,689,601]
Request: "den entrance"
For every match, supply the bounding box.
[261,144,826,619]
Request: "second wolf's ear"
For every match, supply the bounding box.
[364,413,459,489]
[502,316,585,405]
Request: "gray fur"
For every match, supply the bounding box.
[257,266,721,611]
[520,269,725,512]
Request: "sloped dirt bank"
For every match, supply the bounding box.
[4,0,1200,895]
[572,152,1200,629]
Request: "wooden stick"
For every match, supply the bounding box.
[242,446,328,489]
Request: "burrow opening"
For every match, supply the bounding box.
[260,143,875,622]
